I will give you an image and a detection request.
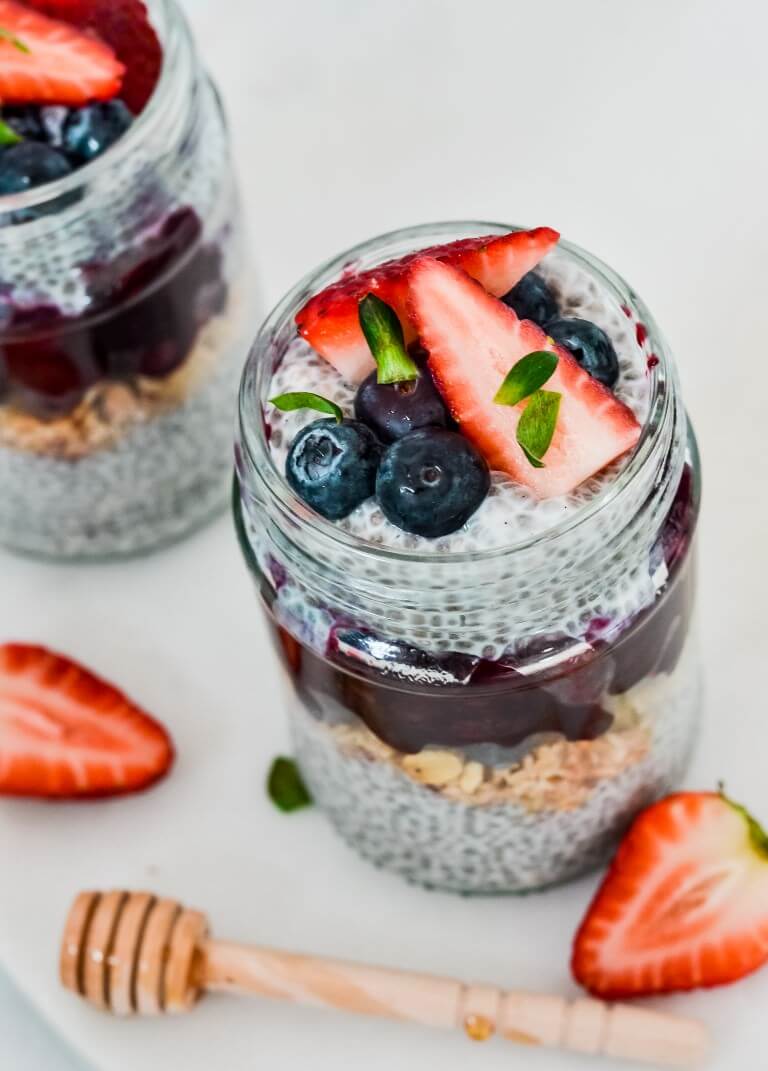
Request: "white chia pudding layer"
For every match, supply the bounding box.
[289,637,700,894]
[0,299,244,559]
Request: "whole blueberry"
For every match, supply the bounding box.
[286,419,382,520]
[63,101,133,163]
[376,428,490,537]
[544,317,619,388]
[501,271,558,325]
[355,363,449,443]
[0,142,72,195]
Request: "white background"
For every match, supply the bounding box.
[2,1,768,1068]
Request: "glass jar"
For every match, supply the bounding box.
[234,222,702,895]
[0,0,253,559]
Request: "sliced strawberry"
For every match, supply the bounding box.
[0,0,124,105]
[25,0,161,112]
[296,227,559,384]
[572,791,768,998]
[0,644,173,798]
[408,257,640,498]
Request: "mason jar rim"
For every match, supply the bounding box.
[237,220,677,566]
[0,0,193,220]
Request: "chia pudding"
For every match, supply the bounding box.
[0,0,252,559]
[235,221,701,894]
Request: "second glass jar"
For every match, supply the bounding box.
[0,0,252,559]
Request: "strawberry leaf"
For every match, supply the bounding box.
[0,119,22,146]
[267,757,312,813]
[358,293,419,385]
[270,392,343,424]
[517,389,561,468]
[494,350,558,406]
[0,26,30,52]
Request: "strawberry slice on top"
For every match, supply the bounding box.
[572,791,768,998]
[25,0,162,113]
[0,643,173,798]
[296,226,559,384]
[408,257,640,498]
[0,0,125,106]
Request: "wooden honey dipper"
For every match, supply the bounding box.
[60,890,711,1068]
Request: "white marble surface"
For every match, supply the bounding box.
[2,0,768,1068]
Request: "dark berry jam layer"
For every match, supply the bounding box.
[0,208,227,419]
[238,465,699,755]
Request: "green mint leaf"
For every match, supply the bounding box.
[494,350,558,406]
[516,389,561,468]
[267,757,312,813]
[0,26,30,52]
[358,293,419,385]
[0,119,21,147]
[269,392,343,424]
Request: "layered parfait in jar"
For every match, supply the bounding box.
[0,0,250,558]
[235,222,701,894]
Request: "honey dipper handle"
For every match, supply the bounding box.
[198,940,710,1068]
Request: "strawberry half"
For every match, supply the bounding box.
[0,0,124,105]
[296,227,559,384]
[25,0,162,112]
[408,257,640,498]
[0,643,173,798]
[572,791,768,998]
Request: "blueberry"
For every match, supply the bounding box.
[501,271,558,325]
[0,142,72,195]
[63,101,133,163]
[355,362,449,443]
[376,428,489,537]
[286,419,382,520]
[544,317,619,388]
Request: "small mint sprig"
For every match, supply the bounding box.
[267,757,312,813]
[358,293,419,385]
[0,119,21,147]
[494,350,561,467]
[516,389,561,468]
[494,350,558,406]
[0,26,30,53]
[270,391,343,424]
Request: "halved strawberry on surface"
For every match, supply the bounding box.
[0,643,173,798]
[25,0,162,112]
[296,227,559,384]
[408,257,640,498]
[0,0,125,105]
[572,791,768,998]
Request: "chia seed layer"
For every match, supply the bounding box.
[289,638,700,894]
[0,301,244,558]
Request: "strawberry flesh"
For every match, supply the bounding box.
[296,227,559,384]
[0,0,125,105]
[572,791,768,998]
[408,257,641,498]
[0,643,173,797]
[25,0,162,112]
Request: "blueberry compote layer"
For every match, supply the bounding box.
[0,208,226,419]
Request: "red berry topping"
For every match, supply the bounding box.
[408,257,640,498]
[0,0,124,105]
[25,0,162,112]
[0,644,173,797]
[572,791,768,998]
[296,227,559,384]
